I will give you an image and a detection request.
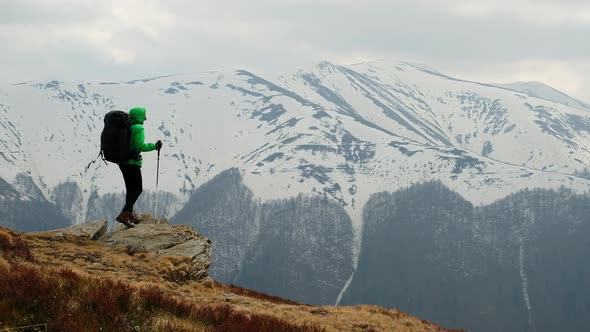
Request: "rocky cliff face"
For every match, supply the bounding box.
[100,214,212,281]
[41,213,212,282]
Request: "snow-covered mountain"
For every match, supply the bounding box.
[3,59,590,331]
[1,59,589,227]
[492,81,590,111]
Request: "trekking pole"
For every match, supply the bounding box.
[154,147,161,219]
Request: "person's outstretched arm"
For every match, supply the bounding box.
[132,126,156,152]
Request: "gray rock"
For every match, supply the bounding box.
[100,213,212,281]
[37,220,108,240]
[126,243,147,255]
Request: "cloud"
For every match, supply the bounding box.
[110,0,175,41]
[0,0,176,62]
[0,0,589,103]
[425,0,590,24]
[0,0,104,24]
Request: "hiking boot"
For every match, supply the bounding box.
[129,212,142,224]
[116,211,135,228]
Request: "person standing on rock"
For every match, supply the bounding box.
[116,107,162,228]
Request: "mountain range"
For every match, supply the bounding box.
[1,59,590,331]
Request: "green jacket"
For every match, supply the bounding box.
[122,107,156,167]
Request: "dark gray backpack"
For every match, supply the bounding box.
[101,111,133,164]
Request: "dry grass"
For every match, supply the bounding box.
[219,282,304,305]
[0,227,465,332]
[157,256,195,283]
[0,263,324,332]
[0,229,35,262]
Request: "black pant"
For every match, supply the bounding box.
[119,164,142,212]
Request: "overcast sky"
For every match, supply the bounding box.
[1,0,589,102]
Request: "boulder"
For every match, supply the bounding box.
[99,213,212,281]
[38,220,108,240]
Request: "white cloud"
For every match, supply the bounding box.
[0,0,178,65]
[0,0,589,104]
[426,0,590,24]
[110,0,174,41]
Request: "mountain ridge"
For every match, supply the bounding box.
[2,59,590,331]
[5,62,590,208]
[2,56,590,273]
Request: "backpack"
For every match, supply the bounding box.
[86,111,134,171]
[101,110,133,163]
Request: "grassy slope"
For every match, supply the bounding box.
[0,227,463,332]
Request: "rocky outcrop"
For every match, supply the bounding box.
[35,220,108,240]
[99,213,212,281]
[41,214,212,281]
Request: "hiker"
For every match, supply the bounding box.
[115,107,162,228]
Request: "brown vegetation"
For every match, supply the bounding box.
[0,227,464,332]
[0,229,35,262]
[0,263,323,332]
[220,283,304,306]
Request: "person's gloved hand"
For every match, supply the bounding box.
[155,140,163,151]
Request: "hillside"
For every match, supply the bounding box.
[0,220,461,332]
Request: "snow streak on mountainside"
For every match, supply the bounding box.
[1,60,590,235]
